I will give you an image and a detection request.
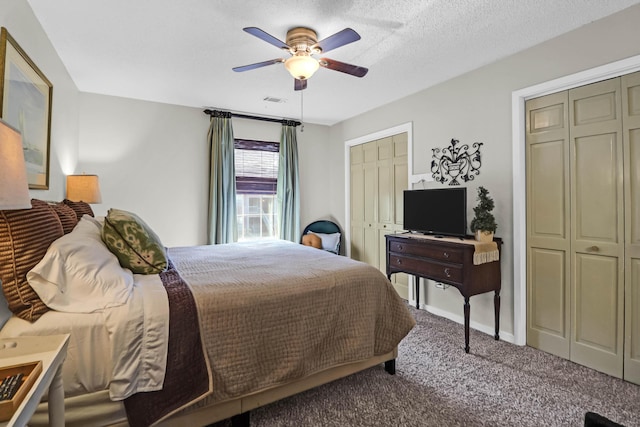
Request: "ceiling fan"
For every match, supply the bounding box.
[232,26,368,91]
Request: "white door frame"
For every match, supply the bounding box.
[511,54,640,345]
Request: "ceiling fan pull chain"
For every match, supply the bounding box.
[300,90,305,132]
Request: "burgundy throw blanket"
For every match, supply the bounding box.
[124,260,211,427]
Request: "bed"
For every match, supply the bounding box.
[0,200,415,426]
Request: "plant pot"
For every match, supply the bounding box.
[475,230,494,243]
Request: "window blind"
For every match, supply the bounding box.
[234,139,279,194]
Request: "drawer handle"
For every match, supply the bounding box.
[398,245,403,251]
[396,259,402,265]
[443,252,449,258]
[588,245,600,252]
[444,268,451,278]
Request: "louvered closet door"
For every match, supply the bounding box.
[569,78,624,378]
[526,91,571,358]
[623,71,640,384]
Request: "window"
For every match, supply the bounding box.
[235,139,279,241]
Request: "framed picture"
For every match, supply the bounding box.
[0,27,52,190]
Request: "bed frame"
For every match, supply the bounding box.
[29,349,396,426]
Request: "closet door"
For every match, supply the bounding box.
[351,140,379,268]
[350,145,365,261]
[362,142,379,268]
[569,78,624,378]
[623,71,640,384]
[393,133,408,231]
[377,137,394,225]
[389,133,409,299]
[376,137,394,272]
[526,92,571,358]
[350,133,408,298]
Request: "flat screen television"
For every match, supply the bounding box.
[403,188,467,237]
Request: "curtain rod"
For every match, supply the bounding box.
[203,109,301,127]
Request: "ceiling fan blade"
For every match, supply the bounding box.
[294,79,307,91]
[312,28,361,54]
[319,58,368,77]
[243,27,290,50]
[233,58,284,72]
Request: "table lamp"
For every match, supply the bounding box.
[0,119,31,210]
[0,119,31,329]
[66,174,102,203]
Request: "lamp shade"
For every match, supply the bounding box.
[0,119,31,210]
[284,55,319,80]
[66,174,102,203]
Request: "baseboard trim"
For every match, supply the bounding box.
[410,300,516,345]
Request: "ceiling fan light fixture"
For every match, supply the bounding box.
[284,54,319,80]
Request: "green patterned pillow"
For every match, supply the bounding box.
[102,209,167,274]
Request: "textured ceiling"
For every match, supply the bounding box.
[27,0,640,125]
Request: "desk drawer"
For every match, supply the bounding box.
[389,240,464,263]
[389,255,463,284]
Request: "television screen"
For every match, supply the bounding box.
[403,188,467,237]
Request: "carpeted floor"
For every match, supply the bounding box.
[211,305,640,426]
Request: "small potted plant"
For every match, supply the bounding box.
[470,186,497,242]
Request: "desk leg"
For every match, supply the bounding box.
[463,297,470,353]
[48,364,65,427]
[494,290,501,341]
[414,275,420,309]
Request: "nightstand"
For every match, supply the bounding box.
[0,334,69,427]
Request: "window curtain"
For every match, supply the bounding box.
[276,122,300,242]
[207,111,237,244]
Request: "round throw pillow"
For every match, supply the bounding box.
[301,233,322,249]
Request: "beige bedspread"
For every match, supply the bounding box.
[168,240,415,407]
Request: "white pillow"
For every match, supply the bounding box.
[309,231,340,253]
[27,217,134,313]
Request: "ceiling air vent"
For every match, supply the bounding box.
[263,96,286,103]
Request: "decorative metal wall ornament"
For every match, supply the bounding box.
[431,138,483,186]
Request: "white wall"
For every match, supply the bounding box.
[1,0,80,201]
[78,93,331,247]
[329,4,640,339]
[77,93,209,246]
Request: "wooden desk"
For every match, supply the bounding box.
[0,335,69,427]
[386,233,502,353]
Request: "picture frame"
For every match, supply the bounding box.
[0,27,52,190]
